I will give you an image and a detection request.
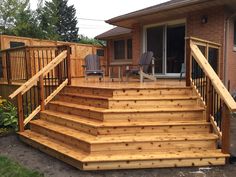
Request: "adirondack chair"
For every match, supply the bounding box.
[126,51,156,82]
[83,54,104,81]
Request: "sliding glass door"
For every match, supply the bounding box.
[146,23,185,77]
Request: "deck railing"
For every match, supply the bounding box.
[186,37,236,155]
[8,45,71,132]
[0,46,61,84]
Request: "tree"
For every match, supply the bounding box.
[40,0,79,42]
[0,0,29,34]
[12,8,45,38]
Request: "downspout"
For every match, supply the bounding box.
[224,12,236,88]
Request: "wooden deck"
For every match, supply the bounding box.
[70,77,186,89]
[18,76,228,170]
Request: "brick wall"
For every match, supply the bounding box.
[132,23,141,65]
[187,6,226,80]
[226,19,236,93]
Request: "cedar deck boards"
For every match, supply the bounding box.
[18,78,229,170]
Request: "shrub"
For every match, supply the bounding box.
[0,97,18,131]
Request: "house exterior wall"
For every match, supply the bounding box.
[186,6,226,80]
[227,18,236,93]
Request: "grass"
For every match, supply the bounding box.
[0,156,44,177]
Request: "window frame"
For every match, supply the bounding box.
[112,37,133,63]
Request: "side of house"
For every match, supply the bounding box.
[97,0,236,92]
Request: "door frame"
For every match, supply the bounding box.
[143,18,186,77]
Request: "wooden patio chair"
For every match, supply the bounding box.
[126,51,156,83]
[83,54,104,81]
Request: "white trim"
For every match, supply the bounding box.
[143,18,186,77]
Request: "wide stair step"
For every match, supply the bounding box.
[48,100,205,122]
[19,130,228,170]
[41,110,210,135]
[29,119,217,152]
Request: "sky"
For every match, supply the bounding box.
[30,0,169,38]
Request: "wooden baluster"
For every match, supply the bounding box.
[221,103,231,157]
[17,94,24,132]
[206,78,213,122]
[66,46,72,85]
[25,48,31,79]
[6,51,12,84]
[186,38,192,86]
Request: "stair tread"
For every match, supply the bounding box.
[84,149,229,162]
[43,110,209,127]
[31,119,218,144]
[66,85,193,90]
[60,92,199,101]
[19,130,88,160]
[19,130,228,163]
[50,100,205,113]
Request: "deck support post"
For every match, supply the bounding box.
[222,103,231,157]
[186,38,192,87]
[17,94,24,132]
[66,46,71,85]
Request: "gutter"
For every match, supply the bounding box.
[224,12,236,90]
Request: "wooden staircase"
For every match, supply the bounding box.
[18,85,229,170]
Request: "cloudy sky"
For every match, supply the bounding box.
[30,0,168,38]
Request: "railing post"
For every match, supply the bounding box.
[186,38,192,86]
[39,74,45,111]
[206,78,213,122]
[222,103,231,156]
[17,94,24,132]
[6,51,12,84]
[66,46,71,85]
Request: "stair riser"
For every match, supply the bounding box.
[98,125,211,135]
[48,103,104,121]
[57,94,200,109]
[113,88,195,97]
[57,95,108,108]
[83,158,225,170]
[90,140,217,152]
[40,113,99,136]
[19,135,84,170]
[63,87,113,97]
[109,99,199,109]
[63,86,195,98]
[103,111,205,122]
[41,113,210,135]
[30,124,91,152]
[48,103,205,122]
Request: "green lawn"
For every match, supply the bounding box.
[0,156,44,177]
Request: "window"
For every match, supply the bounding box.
[97,49,104,57]
[127,39,132,59]
[10,41,25,48]
[114,40,125,59]
[114,39,132,60]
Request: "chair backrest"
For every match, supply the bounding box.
[139,51,154,73]
[85,54,100,71]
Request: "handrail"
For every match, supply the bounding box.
[186,37,221,47]
[8,45,71,132]
[9,51,67,99]
[190,41,236,112]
